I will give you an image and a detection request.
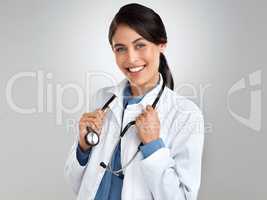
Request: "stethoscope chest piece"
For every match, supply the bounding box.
[84,94,117,147]
[85,127,100,146]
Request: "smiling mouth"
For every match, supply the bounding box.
[127,65,146,73]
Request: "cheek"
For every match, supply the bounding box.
[115,55,130,75]
[146,50,160,70]
[115,55,124,69]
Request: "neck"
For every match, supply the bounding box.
[130,73,160,97]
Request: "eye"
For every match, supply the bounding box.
[115,47,127,53]
[135,43,146,49]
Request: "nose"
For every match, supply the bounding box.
[127,48,139,64]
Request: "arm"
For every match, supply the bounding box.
[64,136,88,194]
[140,110,205,200]
[76,143,92,166]
[63,89,103,194]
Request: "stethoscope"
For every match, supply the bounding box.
[85,79,166,179]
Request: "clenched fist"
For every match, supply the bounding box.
[79,109,106,151]
[135,105,160,144]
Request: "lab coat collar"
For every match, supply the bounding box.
[105,73,165,125]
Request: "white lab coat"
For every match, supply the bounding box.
[64,75,204,200]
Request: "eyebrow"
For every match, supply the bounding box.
[113,37,144,48]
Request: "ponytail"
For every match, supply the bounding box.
[159,53,174,90]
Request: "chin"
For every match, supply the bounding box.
[130,79,150,90]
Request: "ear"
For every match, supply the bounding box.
[158,43,167,53]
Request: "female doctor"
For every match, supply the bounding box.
[65,3,204,200]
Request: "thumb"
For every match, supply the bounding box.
[146,105,153,110]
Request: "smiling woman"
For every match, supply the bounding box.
[111,25,165,96]
[64,3,204,200]
[109,4,174,97]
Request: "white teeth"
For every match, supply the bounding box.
[128,66,145,72]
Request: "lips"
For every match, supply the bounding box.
[126,65,145,73]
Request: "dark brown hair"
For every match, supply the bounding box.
[108,3,174,90]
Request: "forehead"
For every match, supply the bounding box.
[112,24,144,45]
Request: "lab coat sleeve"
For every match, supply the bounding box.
[64,136,87,194]
[140,109,205,200]
[64,89,103,194]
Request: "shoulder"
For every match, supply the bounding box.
[162,87,203,116]
[158,87,204,135]
[90,85,116,111]
[160,88,205,151]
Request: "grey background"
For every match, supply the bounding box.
[0,0,266,199]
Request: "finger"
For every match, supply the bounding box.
[142,110,150,118]
[97,110,106,120]
[82,112,97,118]
[138,115,145,122]
[94,109,106,121]
[147,106,155,114]
[86,115,104,123]
[80,117,97,124]
[96,108,106,115]
[82,112,103,122]
[94,111,101,120]
[135,117,141,126]
[142,112,147,118]
[82,109,104,118]
[79,122,92,135]
[81,119,99,132]
[136,114,142,121]
[87,121,99,132]
[80,120,92,130]
[90,118,101,130]
[138,112,144,118]
[79,121,87,132]
[82,116,103,130]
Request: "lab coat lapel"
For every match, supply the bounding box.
[105,78,127,127]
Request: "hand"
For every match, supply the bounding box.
[79,109,106,151]
[135,105,160,144]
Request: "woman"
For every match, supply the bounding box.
[65,3,204,200]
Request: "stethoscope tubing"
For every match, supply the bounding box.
[100,80,166,177]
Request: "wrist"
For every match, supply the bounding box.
[79,140,92,152]
[139,138,165,158]
[142,137,160,144]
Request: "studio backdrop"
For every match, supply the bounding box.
[0,0,266,199]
